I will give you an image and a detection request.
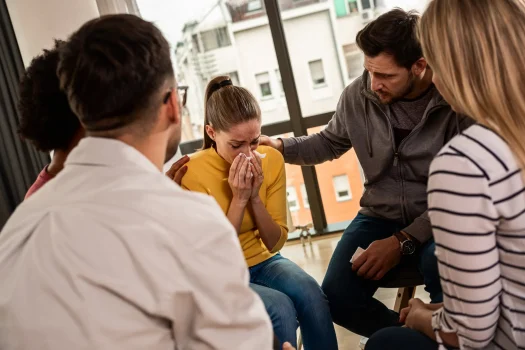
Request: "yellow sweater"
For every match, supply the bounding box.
[181,146,289,267]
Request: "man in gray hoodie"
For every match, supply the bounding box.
[262,9,473,337]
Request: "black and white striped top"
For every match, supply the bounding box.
[428,124,525,350]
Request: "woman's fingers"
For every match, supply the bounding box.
[229,154,242,183]
[246,163,254,184]
[250,151,263,177]
[238,155,249,187]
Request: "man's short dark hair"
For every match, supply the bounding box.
[18,40,81,152]
[58,14,174,133]
[356,8,422,69]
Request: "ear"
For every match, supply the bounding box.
[411,57,427,76]
[205,124,216,141]
[167,88,181,126]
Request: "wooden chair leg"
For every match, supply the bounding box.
[393,286,416,313]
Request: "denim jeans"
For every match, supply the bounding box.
[249,254,338,350]
[366,327,439,350]
[321,213,443,338]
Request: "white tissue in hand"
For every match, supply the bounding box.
[253,150,267,159]
[350,247,365,263]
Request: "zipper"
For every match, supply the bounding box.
[369,100,445,225]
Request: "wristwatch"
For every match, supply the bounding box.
[394,231,416,255]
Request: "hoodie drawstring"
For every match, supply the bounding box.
[364,101,373,158]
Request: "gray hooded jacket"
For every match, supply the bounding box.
[282,71,474,243]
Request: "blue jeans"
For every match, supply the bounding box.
[250,254,338,350]
[321,213,442,337]
[366,327,439,350]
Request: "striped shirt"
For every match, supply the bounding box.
[428,124,525,350]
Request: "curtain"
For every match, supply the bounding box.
[0,0,49,230]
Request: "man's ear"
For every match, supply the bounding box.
[411,57,427,76]
[167,88,181,126]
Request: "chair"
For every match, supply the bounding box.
[378,263,425,312]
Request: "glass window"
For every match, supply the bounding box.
[246,0,262,12]
[256,72,273,98]
[361,0,373,11]
[287,186,300,212]
[343,43,364,80]
[228,71,240,86]
[300,183,310,209]
[308,59,326,87]
[333,175,352,202]
[348,0,359,13]
[201,27,231,52]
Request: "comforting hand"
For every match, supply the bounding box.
[249,151,264,200]
[352,236,401,280]
[165,155,189,186]
[259,135,283,154]
[228,153,253,204]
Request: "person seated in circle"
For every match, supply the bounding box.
[179,76,338,350]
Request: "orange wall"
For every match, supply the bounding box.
[285,127,363,227]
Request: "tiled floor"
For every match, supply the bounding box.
[281,233,430,350]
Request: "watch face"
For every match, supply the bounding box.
[402,240,416,255]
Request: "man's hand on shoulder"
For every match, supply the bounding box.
[260,135,284,154]
[165,155,189,186]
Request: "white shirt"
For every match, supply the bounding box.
[429,124,525,350]
[0,137,272,350]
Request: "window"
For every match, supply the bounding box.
[246,0,262,12]
[343,43,364,79]
[191,34,200,53]
[229,71,240,86]
[361,0,373,10]
[256,72,272,98]
[333,175,352,202]
[300,184,310,209]
[308,59,326,87]
[201,27,231,52]
[287,186,300,211]
[347,0,359,13]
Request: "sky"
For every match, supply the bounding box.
[136,0,218,45]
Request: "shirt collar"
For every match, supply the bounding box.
[65,137,160,174]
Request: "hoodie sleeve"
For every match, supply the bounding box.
[402,210,432,243]
[281,85,354,166]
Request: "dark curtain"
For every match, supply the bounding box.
[0,0,49,230]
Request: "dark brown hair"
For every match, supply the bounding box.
[57,14,174,134]
[18,40,81,152]
[202,75,261,149]
[356,8,422,69]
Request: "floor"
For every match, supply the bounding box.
[281,233,430,350]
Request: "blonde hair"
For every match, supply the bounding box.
[420,0,525,174]
[202,75,261,149]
